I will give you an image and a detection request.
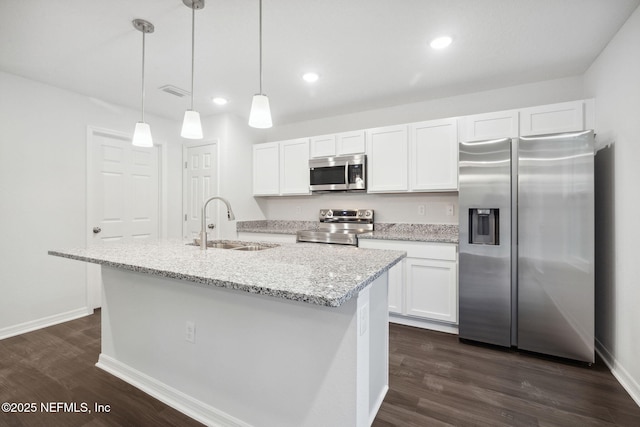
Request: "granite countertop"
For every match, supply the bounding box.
[48,240,405,308]
[237,220,458,244]
[358,223,459,244]
[236,220,315,235]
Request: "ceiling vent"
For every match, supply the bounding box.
[158,85,190,98]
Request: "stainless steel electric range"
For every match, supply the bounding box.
[296,209,374,246]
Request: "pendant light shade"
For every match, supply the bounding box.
[132,122,153,147]
[132,19,154,147]
[249,0,272,128]
[249,94,272,128]
[181,0,204,139]
[181,110,203,139]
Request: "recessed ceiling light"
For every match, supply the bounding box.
[212,97,228,105]
[302,72,319,83]
[430,36,452,50]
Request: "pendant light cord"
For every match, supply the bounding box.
[259,0,263,95]
[190,5,195,111]
[141,29,146,122]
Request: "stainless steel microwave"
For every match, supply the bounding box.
[309,154,366,192]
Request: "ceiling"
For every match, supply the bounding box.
[1,0,638,126]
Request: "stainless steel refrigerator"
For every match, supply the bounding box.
[458,130,594,363]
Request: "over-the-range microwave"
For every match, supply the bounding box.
[309,154,366,193]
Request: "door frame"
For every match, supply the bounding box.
[182,139,220,240]
[85,125,165,309]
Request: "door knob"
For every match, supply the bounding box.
[207,224,215,229]
[93,227,102,234]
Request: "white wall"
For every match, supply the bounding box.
[201,113,266,239]
[256,76,585,224]
[266,76,584,141]
[0,71,183,337]
[256,193,458,224]
[584,5,640,405]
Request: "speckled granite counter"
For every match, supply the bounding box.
[237,220,458,243]
[358,223,458,244]
[49,239,405,307]
[236,220,314,234]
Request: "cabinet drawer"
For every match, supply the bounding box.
[359,239,457,261]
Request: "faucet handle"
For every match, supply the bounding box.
[207,223,215,229]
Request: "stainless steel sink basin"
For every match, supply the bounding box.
[187,239,278,251]
[232,245,269,251]
[209,242,245,249]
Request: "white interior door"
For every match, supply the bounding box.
[183,141,219,241]
[87,127,160,308]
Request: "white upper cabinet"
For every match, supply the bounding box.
[310,130,366,158]
[366,124,409,192]
[459,110,519,142]
[252,142,280,196]
[337,130,366,155]
[253,139,310,196]
[409,118,458,191]
[520,100,593,136]
[279,139,310,195]
[309,134,336,158]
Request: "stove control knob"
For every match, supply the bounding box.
[326,210,333,217]
[357,211,363,217]
[320,210,326,216]
[365,210,372,217]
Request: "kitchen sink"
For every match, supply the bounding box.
[187,239,278,251]
[232,245,270,251]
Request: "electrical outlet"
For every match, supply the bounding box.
[446,204,455,216]
[185,321,196,343]
[418,204,426,216]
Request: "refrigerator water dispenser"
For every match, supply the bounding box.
[470,208,499,245]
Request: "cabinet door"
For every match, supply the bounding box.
[337,130,366,155]
[366,125,408,192]
[280,139,310,195]
[252,142,280,195]
[460,110,519,142]
[410,118,458,191]
[358,239,405,313]
[387,261,404,314]
[520,100,586,136]
[309,134,336,158]
[405,258,458,323]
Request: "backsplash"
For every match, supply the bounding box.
[254,192,459,224]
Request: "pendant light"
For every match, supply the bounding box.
[132,19,154,147]
[181,0,204,139]
[248,0,272,128]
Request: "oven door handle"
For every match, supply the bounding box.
[344,160,350,189]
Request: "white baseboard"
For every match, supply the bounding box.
[0,307,92,340]
[389,314,459,335]
[96,354,252,427]
[595,338,640,408]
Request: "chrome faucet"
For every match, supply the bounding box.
[200,196,236,250]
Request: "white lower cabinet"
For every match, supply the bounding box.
[405,258,457,323]
[359,239,458,331]
[387,260,403,314]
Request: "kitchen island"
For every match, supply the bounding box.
[49,240,405,427]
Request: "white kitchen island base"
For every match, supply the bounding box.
[96,266,389,427]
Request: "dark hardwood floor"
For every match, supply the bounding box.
[374,324,640,427]
[1,311,639,426]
